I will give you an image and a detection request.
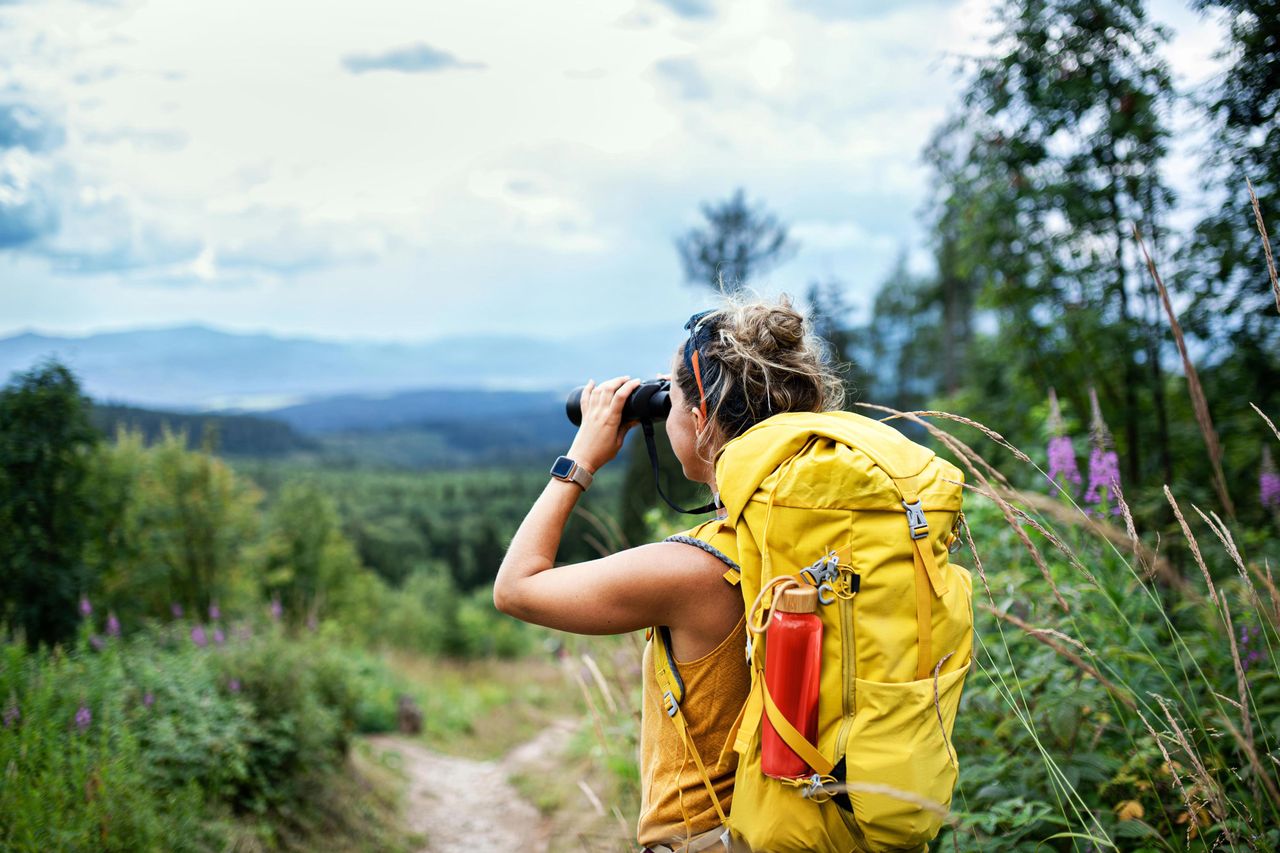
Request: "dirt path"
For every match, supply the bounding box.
[367,719,577,853]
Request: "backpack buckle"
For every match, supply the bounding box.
[663,690,679,718]
[800,552,840,587]
[903,499,929,540]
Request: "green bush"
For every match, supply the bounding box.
[0,623,407,851]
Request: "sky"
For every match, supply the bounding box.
[0,0,1225,344]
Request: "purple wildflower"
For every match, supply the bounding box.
[75,703,91,733]
[142,692,155,709]
[1262,447,1280,511]
[171,602,184,619]
[89,635,105,652]
[1240,624,1265,672]
[1084,388,1122,516]
[106,612,121,638]
[3,701,19,728]
[1048,436,1082,496]
[79,596,92,618]
[270,596,283,622]
[209,601,221,621]
[307,613,318,632]
[191,624,208,648]
[228,678,241,694]
[213,627,226,646]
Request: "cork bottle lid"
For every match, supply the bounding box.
[776,586,818,614]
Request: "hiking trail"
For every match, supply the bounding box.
[367,719,577,852]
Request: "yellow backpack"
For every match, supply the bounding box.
[653,411,973,853]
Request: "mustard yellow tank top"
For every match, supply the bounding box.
[637,522,750,848]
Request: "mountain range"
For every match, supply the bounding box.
[0,323,687,411]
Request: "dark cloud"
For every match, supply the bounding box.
[654,57,710,100]
[0,101,62,249]
[0,192,57,250]
[793,0,950,20]
[0,101,65,152]
[654,0,714,19]
[341,43,484,75]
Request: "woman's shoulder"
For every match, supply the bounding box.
[662,519,739,575]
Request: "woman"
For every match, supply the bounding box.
[494,295,845,853]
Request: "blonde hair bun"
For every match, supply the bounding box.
[675,291,846,449]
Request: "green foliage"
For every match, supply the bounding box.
[87,427,262,626]
[233,460,620,594]
[936,491,1280,850]
[0,626,408,851]
[1183,0,1280,354]
[91,403,318,457]
[259,482,363,626]
[0,360,100,649]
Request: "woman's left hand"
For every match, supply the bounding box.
[566,375,644,473]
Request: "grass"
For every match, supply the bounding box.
[382,650,584,760]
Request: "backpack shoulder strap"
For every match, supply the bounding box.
[650,625,728,826]
[647,522,742,828]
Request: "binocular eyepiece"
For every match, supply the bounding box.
[565,378,672,426]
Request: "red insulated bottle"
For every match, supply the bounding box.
[762,585,823,779]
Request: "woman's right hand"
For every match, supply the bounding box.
[565,375,644,473]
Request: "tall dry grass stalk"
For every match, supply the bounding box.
[980,602,1137,711]
[1151,694,1237,848]
[1247,177,1280,316]
[1011,487,1186,592]
[967,482,1099,586]
[1254,402,1280,443]
[1133,224,1236,520]
[1164,486,1222,609]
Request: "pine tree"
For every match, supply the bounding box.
[0,361,99,648]
[676,189,796,293]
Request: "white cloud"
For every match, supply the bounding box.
[0,0,1230,342]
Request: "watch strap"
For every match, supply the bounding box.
[551,456,593,491]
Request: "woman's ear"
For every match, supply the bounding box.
[691,406,707,437]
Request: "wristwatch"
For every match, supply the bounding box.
[550,455,594,491]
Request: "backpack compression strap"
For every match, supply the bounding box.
[892,475,949,681]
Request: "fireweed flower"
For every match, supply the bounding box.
[209,601,221,621]
[142,692,155,709]
[1263,447,1280,511]
[171,602,184,619]
[1046,388,1081,496]
[228,678,241,693]
[213,627,226,646]
[1084,388,1122,516]
[3,700,19,728]
[106,612,121,638]
[1241,624,1265,671]
[89,635,105,652]
[75,704,91,733]
[79,596,92,618]
[191,624,208,648]
[270,596,283,622]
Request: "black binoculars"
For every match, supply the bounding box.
[565,378,672,426]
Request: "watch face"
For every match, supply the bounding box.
[550,456,575,479]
